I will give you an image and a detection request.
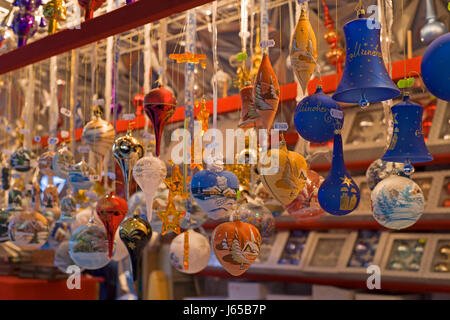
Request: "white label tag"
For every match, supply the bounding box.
[34,136,41,143]
[273,122,289,131]
[61,130,69,138]
[89,174,100,182]
[19,128,30,134]
[142,132,154,140]
[60,108,72,117]
[330,109,344,119]
[77,145,90,153]
[122,113,135,120]
[260,39,275,48]
[93,98,104,106]
[48,137,59,145]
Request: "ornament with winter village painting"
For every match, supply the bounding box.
[190,160,239,221]
[211,216,262,276]
[10,148,33,172]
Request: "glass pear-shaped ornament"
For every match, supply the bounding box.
[8,211,49,250]
[289,4,317,93]
[318,131,360,215]
[371,175,424,230]
[112,130,144,200]
[253,54,280,130]
[119,214,152,280]
[294,85,344,143]
[132,154,167,221]
[143,86,177,157]
[169,229,211,274]
[96,192,128,258]
[69,219,111,270]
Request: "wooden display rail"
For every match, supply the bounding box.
[198,268,450,294]
[0,0,214,75]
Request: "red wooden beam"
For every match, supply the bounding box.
[0,0,214,75]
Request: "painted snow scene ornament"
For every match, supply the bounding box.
[212,219,262,276]
[8,211,49,250]
[371,175,424,230]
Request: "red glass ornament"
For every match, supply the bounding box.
[133,93,145,117]
[96,192,128,258]
[143,86,176,157]
[78,0,106,20]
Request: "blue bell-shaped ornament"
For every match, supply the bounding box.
[318,131,360,215]
[382,95,433,165]
[332,13,400,107]
[294,85,344,143]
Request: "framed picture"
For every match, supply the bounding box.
[270,230,313,271]
[423,234,450,279]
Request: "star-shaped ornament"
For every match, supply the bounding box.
[157,199,185,235]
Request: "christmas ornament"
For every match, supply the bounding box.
[11,11,38,47]
[191,167,239,221]
[38,151,55,176]
[332,11,400,107]
[294,85,344,143]
[253,54,280,130]
[96,192,128,258]
[237,200,274,239]
[365,159,404,191]
[10,148,32,172]
[289,4,317,92]
[285,170,325,222]
[421,33,450,101]
[78,0,105,20]
[48,221,71,249]
[1,167,10,190]
[157,200,185,235]
[8,211,49,250]
[52,146,75,179]
[59,194,77,222]
[322,0,345,73]
[169,230,210,274]
[382,95,433,164]
[0,209,11,242]
[420,0,448,45]
[238,84,262,128]
[318,132,360,215]
[119,214,152,280]
[112,229,128,261]
[211,218,261,276]
[259,140,308,206]
[112,130,144,200]
[143,86,176,157]
[7,187,23,212]
[43,0,66,34]
[371,175,424,230]
[132,154,167,221]
[68,160,95,191]
[54,241,84,273]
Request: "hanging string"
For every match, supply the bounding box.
[128,35,133,118]
[212,0,218,137]
[402,0,406,80]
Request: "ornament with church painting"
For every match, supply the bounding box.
[8,211,49,250]
[169,229,211,274]
[211,217,262,276]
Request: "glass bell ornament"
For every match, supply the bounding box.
[143,86,177,157]
[331,11,400,106]
[421,33,450,101]
[119,214,152,280]
[294,85,344,143]
[132,154,167,221]
[169,229,211,274]
[8,211,49,250]
[211,216,262,276]
[318,131,360,215]
[112,131,144,200]
[382,95,433,169]
[96,192,128,258]
[236,200,274,239]
[69,221,111,270]
[371,175,424,230]
[285,170,326,222]
[190,162,239,221]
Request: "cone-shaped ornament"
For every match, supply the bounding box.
[253,55,280,130]
[318,132,360,215]
[289,6,317,93]
[382,95,433,164]
[143,86,176,157]
[332,14,400,106]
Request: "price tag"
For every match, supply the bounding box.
[273,122,288,131]
[89,174,100,182]
[122,113,135,120]
[77,145,90,153]
[60,107,72,117]
[11,173,21,178]
[48,137,59,145]
[19,128,30,134]
[85,191,97,199]
[60,130,69,138]
[260,39,275,48]
[34,136,41,143]
[107,172,116,180]
[93,98,105,106]
[330,109,344,119]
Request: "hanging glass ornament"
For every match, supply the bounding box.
[211,217,261,276]
[169,230,210,274]
[421,33,450,101]
[69,222,111,270]
[365,159,404,191]
[48,220,72,249]
[52,146,75,179]
[318,132,360,215]
[78,0,105,20]
[285,170,325,222]
[289,4,318,93]
[38,151,55,176]
[0,209,11,242]
[237,200,274,239]
[420,0,448,45]
[42,0,66,34]
[112,130,144,200]
[96,192,128,258]
[259,140,308,206]
[294,85,344,143]
[371,175,424,230]
[11,11,39,47]
[332,10,400,107]
[59,194,77,222]
[68,160,96,192]
[132,154,167,221]
[238,84,262,128]
[143,86,177,157]
[112,229,128,261]
[119,214,152,280]
[7,185,23,212]
[8,211,49,250]
[10,148,33,172]
[54,241,85,273]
